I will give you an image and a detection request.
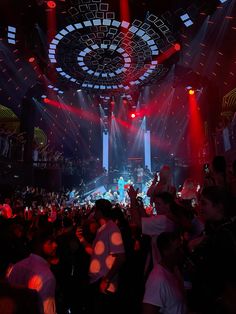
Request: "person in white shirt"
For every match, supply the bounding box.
[128,186,179,267]
[141,192,178,267]
[143,232,187,314]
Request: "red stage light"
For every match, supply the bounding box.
[188,89,195,95]
[28,57,35,63]
[44,98,49,103]
[47,1,56,9]
[131,113,136,119]
[174,43,181,51]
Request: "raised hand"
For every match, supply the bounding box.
[127,185,139,199]
[153,172,158,182]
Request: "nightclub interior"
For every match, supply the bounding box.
[0,1,236,314]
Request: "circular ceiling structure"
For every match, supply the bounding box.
[0,0,225,98]
[48,7,178,92]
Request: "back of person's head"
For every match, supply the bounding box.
[31,227,55,255]
[156,192,191,228]
[95,198,112,218]
[37,215,50,229]
[212,155,226,174]
[111,206,127,227]
[156,231,181,257]
[62,217,73,229]
[155,191,175,206]
[159,165,172,183]
[201,186,233,219]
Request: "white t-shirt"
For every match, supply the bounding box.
[142,215,176,265]
[143,264,187,314]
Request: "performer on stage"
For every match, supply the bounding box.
[136,165,144,183]
[118,176,126,202]
[104,189,114,201]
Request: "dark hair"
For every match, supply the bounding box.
[63,217,73,228]
[95,199,112,218]
[155,192,175,205]
[31,229,55,253]
[156,232,180,256]
[201,186,233,218]
[155,192,185,219]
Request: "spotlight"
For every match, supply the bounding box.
[47,1,56,9]
[188,89,195,95]
[77,89,82,92]
[174,43,181,51]
[131,113,136,119]
[28,57,35,63]
[44,98,50,103]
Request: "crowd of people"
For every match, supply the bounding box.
[0,125,104,185]
[32,146,103,181]
[0,155,236,314]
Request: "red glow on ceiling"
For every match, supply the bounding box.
[43,98,99,123]
[189,93,205,178]
[47,1,56,9]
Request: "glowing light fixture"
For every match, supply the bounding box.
[180,13,193,27]
[174,43,181,51]
[29,57,35,63]
[48,18,160,90]
[47,1,56,9]
[188,89,195,95]
[7,26,16,45]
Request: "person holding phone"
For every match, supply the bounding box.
[147,165,176,209]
